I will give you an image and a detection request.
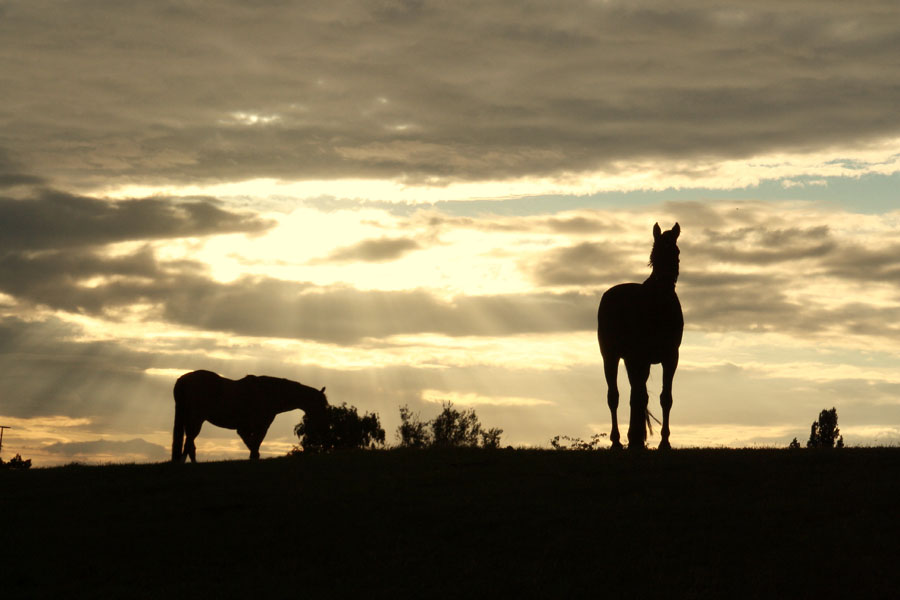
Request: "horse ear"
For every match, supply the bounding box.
[672,223,680,239]
[320,386,326,393]
[653,223,662,240]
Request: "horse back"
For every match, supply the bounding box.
[174,370,248,430]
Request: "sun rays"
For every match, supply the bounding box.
[5,193,900,464]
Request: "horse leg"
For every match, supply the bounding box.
[237,428,259,460]
[603,354,622,449]
[658,351,678,450]
[238,422,271,460]
[249,421,273,460]
[183,419,202,463]
[624,358,650,450]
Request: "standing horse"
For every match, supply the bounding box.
[597,223,683,450]
[172,370,328,462]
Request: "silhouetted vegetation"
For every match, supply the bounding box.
[550,433,608,450]
[396,405,431,448]
[807,407,844,449]
[0,453,31,469]
[397,402,503,449]
[294,402,385,452]
[788,437,801,449]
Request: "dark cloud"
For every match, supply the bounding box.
[161,280,598,344]
[43,438,168,461]
[0,188,273,252]
[2,2,899,188]
[0,247,203,314]
[530,241,634,286]
[0,151,46,188]
[312,237,422,263]
[0,173,44,188]
[820,242,900,283]
[687,225,837,265]
[0,247,597,343]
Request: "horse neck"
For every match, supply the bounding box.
[643,268,677,293]
[258,381,299,414]
[273,383,317,414]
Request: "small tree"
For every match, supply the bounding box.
[480,427,504,450]
[294,403,385,452]
[396,402,503,449]
[788,437,801,450]
[431,402,482,448]
[807,407,844,449]
[550,433,607,451]
[397,405,431,448]
[0,454,32,469]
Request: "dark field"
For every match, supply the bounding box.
[4,448,898,598]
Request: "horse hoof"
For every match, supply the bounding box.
[610,441,624,450]
[658,440,671,450]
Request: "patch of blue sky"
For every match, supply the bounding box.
[431,172,900,217]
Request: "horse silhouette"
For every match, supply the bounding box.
[597,223,683,450]
[172,370,328,462]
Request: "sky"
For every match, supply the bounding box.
[1,0,899,465]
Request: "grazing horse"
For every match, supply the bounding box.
[597,223,683,450]
[172,370,328,462]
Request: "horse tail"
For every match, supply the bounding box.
[646,407,661,437]
[172,378,186,462]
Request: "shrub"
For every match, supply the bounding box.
[550,433,607,451]
[788,437,801,450]
[807,407,844,449]
[396,402,503,449]
[431,402,482,448]
[0,454,32,469]
[295,403,385,452]
[480,427,504,450]
[397,405,431,449]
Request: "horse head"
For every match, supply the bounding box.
[302,385,330,428]
[649,222,680,284]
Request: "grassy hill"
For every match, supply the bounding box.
[4,448,898,598]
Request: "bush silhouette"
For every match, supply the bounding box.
[397,405,431,448]
[396,402,502,449]
[431,403,482,448]
[295,403,385,452]
[550,433,607,451]
[0,454,32,469]
[807,407,844,449]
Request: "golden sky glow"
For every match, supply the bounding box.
[2,1,899,464]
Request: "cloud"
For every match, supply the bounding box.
[3,2,900,188]
[3,198,900,351]
[312,236,422,263]
[162,281,598,344]
[0,246,204,314]
[0,244,598,342]
[514,201,900,346]
[42,438,168,461]
[0,188,273,252]
[687,225,837,265]
[530,241,635,286]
